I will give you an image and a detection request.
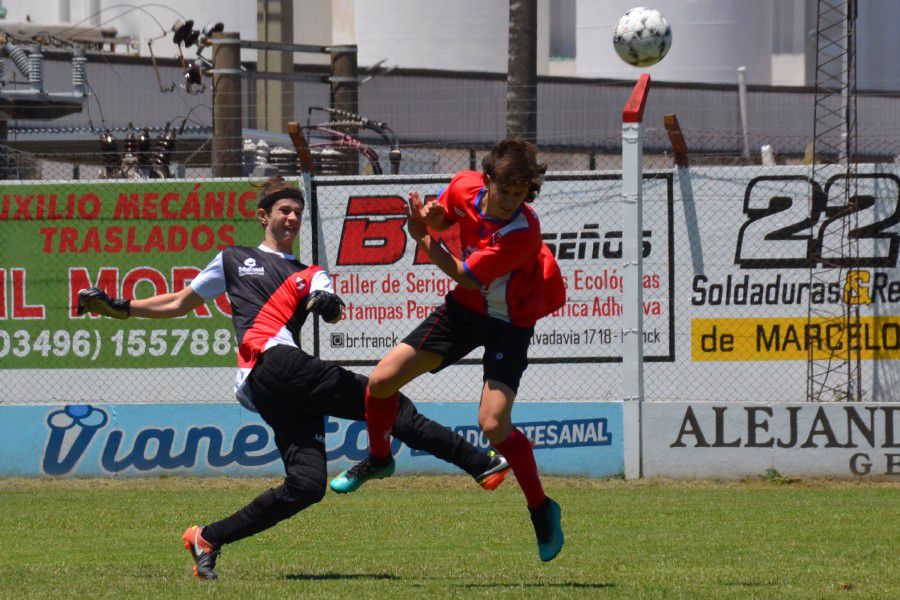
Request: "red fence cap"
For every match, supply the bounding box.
[622,73,651,123]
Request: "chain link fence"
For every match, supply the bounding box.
[5,124,898,182]
[2,113,900,404]
[655,160,900,404]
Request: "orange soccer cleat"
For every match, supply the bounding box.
[475,450,512,491]
[181,525,221,580]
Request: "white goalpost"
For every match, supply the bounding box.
[621,74,650,479]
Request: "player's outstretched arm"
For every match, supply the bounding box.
[77,286,206,320]
[130,286,206,319]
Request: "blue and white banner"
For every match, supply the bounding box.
[0,402,623,478]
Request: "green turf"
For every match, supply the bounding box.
[0,476,896,599]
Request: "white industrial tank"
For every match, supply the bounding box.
[356,0,509,72]
[855,0,900,91]
[576,0,774,84]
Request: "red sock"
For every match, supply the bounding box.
[364,388,399,459]
[496,428,546,509]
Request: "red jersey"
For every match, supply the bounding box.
[437,170,565,327]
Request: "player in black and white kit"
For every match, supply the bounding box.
[76,177,510,580]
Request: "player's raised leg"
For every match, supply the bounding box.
[390,394,511,490]
[295,365,509,490]
[479,379,563,562]
[331,343,443,493]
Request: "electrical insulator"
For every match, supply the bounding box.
[172,20,194,45]
[311,148,344,175]
[71,46,87,96]
[137,127,153,168]
[184,59,203,93]
[202,22,224,37]
[4,42,29,77]
[388,149,402,175]
[184,29,200,48]
[123,124,138,155]
[269,147,298,176]
[151,124,177,178]
[99,130,119,177]
[255,139,270,168]
[27,44,43,92]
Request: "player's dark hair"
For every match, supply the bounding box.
[481,138,547,202]
[253,176,305,213]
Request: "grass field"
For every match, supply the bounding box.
[0,476,897,599]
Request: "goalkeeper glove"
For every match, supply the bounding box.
[305,290,345,324]
[77,287,130,320]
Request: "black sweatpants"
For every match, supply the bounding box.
[202,345,490,546]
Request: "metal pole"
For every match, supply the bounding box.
[0,120,8,180]
[212,32,243,177]
[839,0,854,164]
[737,66,750,162]
[329,45,358,175]
[507,0,538,141]
[622,118,644,480]
[256,0,295,133]
[621,74,650,480]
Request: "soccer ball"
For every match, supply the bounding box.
[613,7,672,67]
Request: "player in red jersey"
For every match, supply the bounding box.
[332,139,566,561]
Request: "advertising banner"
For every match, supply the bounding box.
[0,402,623,477]
[642,401,900,478]
[311,173,674,364]
[0,179,313,403]
[6,166,899,406]
[1,179,267,369]
[664,164,900,403]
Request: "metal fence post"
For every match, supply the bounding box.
[621,74,650,480]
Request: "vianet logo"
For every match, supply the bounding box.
[42,405,279,475]
[40,405,400,476]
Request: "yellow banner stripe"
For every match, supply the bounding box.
[691,316,900,361]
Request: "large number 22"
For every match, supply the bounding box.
[734,173,900,269]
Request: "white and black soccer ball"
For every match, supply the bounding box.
[613,7,672,67]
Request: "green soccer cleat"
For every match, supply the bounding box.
[330,455,396,494]
[530,497,564,562]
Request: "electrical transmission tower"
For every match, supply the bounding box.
[807,0,861,402]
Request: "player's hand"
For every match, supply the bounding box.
[421,199,448,229]
[406,192,428,241]
[76,287,131,320]
[305,290,346,323]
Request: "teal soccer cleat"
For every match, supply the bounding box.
[330,455,396,494]
[530,497,564,562]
